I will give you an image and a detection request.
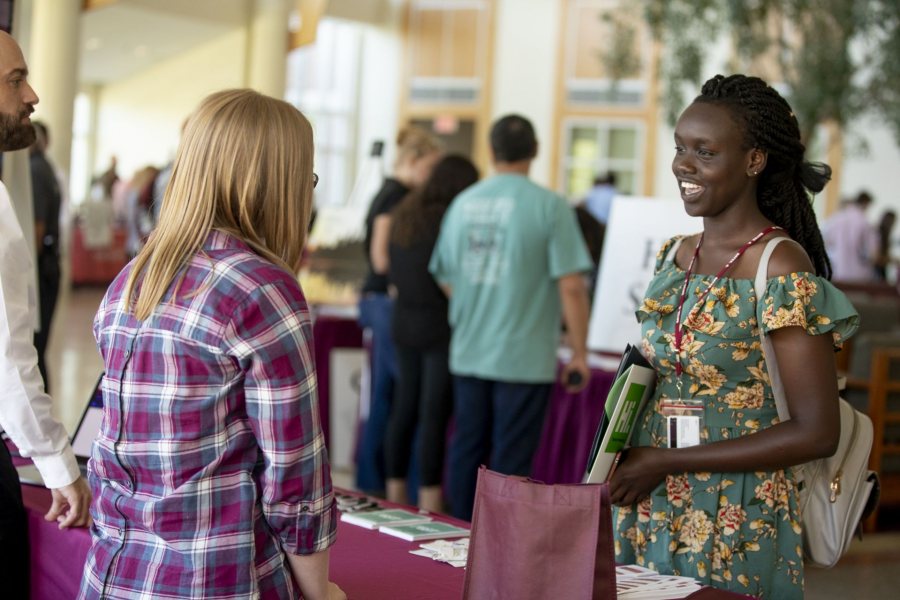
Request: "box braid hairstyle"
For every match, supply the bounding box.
[695,74,833,279]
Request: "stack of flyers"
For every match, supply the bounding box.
[379,520,469,541]
[340,509,432,530]
[409,538,470,568]
[616,565,702,599]
[335,493,380,513]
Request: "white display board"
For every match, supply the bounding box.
[329,348,366,470]
[587,196,701,353]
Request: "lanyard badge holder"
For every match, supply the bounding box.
[667,225,782,449]
[661,396,705,448]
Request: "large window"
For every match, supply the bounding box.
[402,0,494,171]
[553,0,658,198]
[286,19,362,208]
[561,119,644,200]
[69,91,94,207]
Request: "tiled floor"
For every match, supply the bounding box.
[48,285,897,598]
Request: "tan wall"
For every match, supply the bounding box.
[94,28,247,178]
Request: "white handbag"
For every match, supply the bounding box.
[755,237,878,568]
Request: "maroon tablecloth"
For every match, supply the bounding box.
[532,365,617,484]
[18,478,469,600]
[311,310,619,485]
[311,312,363,448]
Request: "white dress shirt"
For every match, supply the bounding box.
[823,203,878,282]
[0,182,79,488]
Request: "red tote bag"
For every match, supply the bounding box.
[462,466,616,600]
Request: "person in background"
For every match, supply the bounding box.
[31,120,71,238]
[823,190,878,282]
[356,126,441,495]
[98,155,119,200]
[29,120,62,393]
[874,209,896,282]
[610,74,858,599]
[0,30,92,600]
[385,154,479,512]
[151,159,172,225]
[80,90,344,600]
[574,204,605,302]
[122,165,159,258]
[583,172,617,225]
[430,115,593,521]
[151,119,186,226]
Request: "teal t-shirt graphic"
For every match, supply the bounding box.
[430,173,592,382]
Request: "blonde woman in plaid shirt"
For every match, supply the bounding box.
[79,90,345,600]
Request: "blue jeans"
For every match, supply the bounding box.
[356,294,397,494]
[447,375,552,521]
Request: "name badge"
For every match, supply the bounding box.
[660,399,704,448]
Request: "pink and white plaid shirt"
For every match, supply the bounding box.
[79,230,336,600]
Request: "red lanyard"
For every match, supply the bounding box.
[673,225,782,377]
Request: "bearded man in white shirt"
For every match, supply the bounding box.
[0,30,91,600]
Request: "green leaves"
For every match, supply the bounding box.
[602,0,900,145]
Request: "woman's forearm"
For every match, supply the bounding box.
[286,549,331,600]
[658,417,838,476]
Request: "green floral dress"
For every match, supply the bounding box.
[613,236,859,599]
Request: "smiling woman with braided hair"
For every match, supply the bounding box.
[609,74,859,598]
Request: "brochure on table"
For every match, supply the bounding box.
[380,521,470,542]
[340,508,431,530]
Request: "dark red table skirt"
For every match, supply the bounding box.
[310,311,620,485]
[19,479,472,600]
[311,313,363,449]
[532,364,617,484]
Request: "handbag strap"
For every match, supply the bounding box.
[664,237,684,266]
[754,237,791,422]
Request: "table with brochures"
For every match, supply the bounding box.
[15,475,468,599]
[13,449,749,599]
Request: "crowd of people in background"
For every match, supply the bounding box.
[355,116,595,519]
[355,127,441,497]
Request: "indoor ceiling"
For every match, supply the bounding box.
[79,0,248,85]
[77,0,391,86]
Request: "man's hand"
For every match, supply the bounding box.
[46,476,92,529]
[561,353,590,393]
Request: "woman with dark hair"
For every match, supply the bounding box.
[356,127,441,495]
[384,154,479,512]
[874,209,896,281]
[609,75,858,598]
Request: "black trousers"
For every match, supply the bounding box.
[33,252,60,394]
[0,442,30,599]
[385,343,453,486]
[447,377,552,521]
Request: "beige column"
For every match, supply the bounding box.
[245,0,291,98]
[27,0,80,177]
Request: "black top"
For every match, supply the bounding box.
[388,218,449,349]
[361,178,410,294]
[29,151,61,256]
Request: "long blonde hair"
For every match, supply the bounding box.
[124,89,315,320]
[395,126,441,166]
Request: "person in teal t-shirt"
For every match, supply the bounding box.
[429,114,593,520]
